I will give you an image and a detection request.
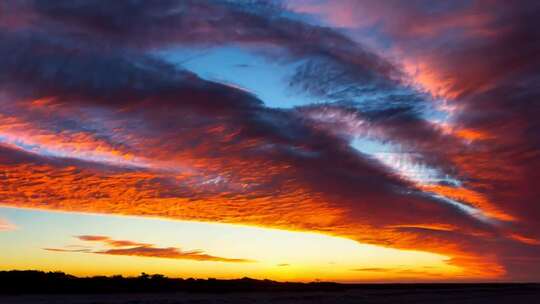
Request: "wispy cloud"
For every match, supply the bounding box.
[351,267,444,277]
[0,218,16,231]
[76,235,152,248]
[277,263,290,267]
[45,235,253,263]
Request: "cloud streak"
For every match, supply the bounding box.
[45,235,253,263]
[0,218,15,231]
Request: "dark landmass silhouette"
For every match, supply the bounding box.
[1,270,540,296]
[1,270,346,294]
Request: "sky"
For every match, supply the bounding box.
[0,0,539,282]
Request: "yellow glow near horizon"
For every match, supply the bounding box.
[0,207,464,282]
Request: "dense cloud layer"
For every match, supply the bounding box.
[0,0,538,280]
[290,0,540,280]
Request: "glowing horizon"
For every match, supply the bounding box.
[1,207,467,283]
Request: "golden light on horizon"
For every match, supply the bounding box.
[0,207,468,282]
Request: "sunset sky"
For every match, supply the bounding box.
[0,0,539,282]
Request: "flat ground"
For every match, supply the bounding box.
[2,287,539,304]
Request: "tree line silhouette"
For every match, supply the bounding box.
[0,270,346,294]
[1,270,539,295]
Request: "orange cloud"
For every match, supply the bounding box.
[46,235,253,263]
[420,185,515,222]
[0,147,507,279]
[44,248,90,253]
[95,247,252,263]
